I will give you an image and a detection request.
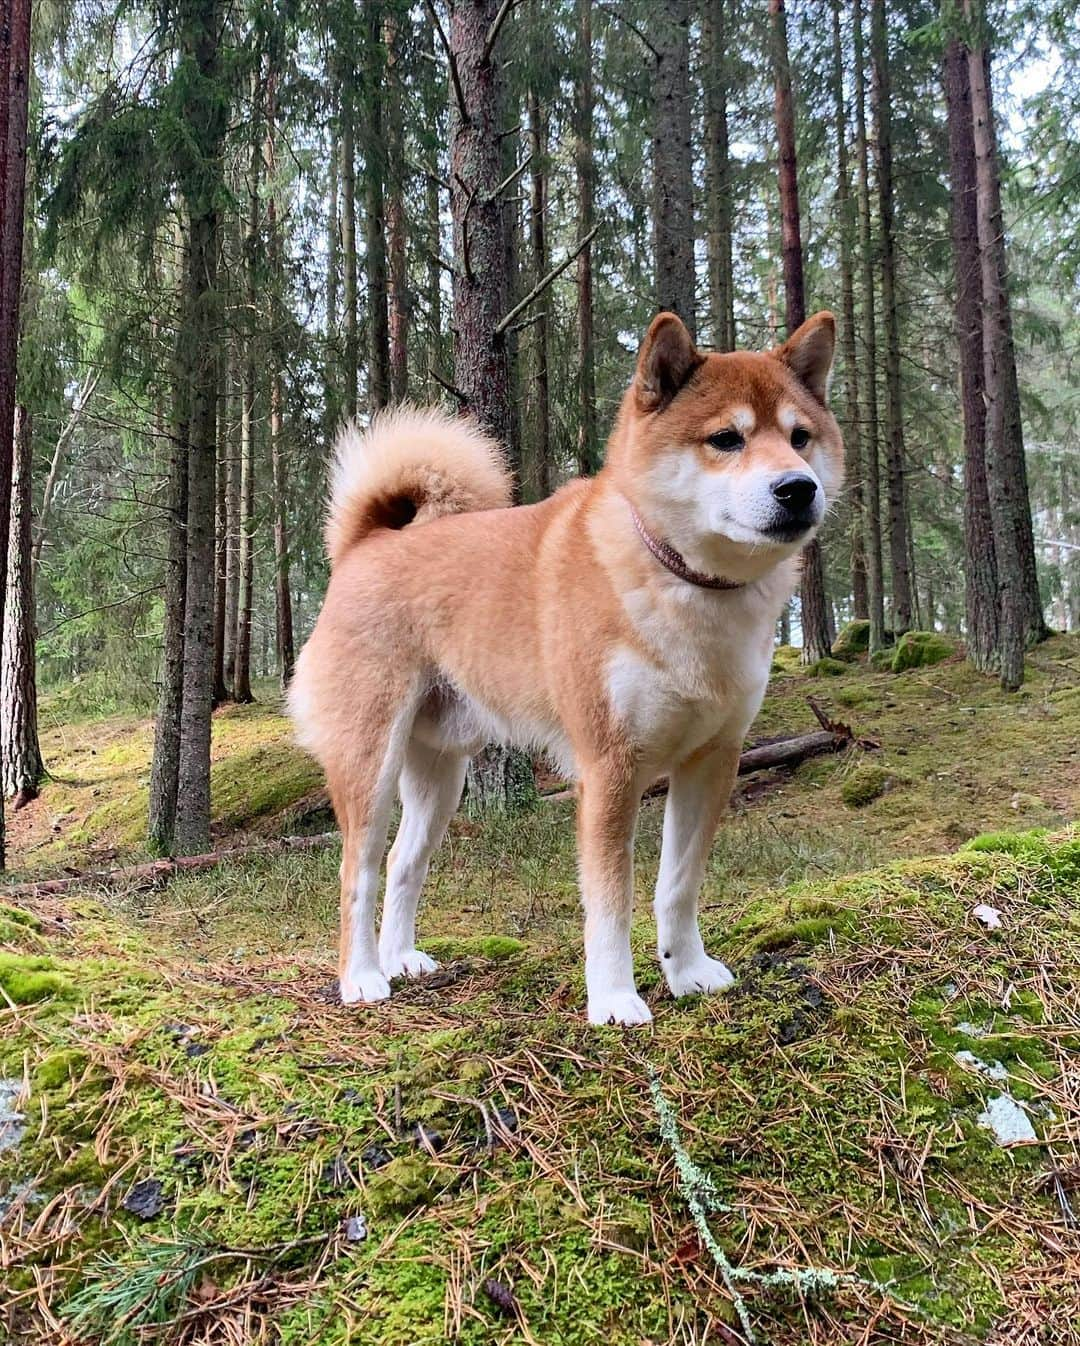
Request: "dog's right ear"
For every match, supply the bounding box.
[635,312,704,413]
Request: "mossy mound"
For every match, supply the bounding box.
[891,630,955,672]
[2,826,1079,1344]
[832,619,870,660]
[770,643,802,674]
[841,763,901,808]
[806,655,848,678]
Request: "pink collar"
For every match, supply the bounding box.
[629,504,745,591]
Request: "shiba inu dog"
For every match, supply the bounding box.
[290,310,844,1024]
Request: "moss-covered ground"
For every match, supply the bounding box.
[2,639,1079,1343]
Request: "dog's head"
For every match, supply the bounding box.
[610,311,845,582]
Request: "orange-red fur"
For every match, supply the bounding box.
[291,312,845,1023]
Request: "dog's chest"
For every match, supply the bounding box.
[606,610,772,766]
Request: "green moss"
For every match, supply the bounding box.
[964,828,1080,885]
[34,1049,89,1091]
[841,764,898,808]
[869,648,894,670]
[364,1155,439,1217]
[806,656,849,678]
[832,619,870,659]
[421,934,524,961]
[770,643,802,674]
[0,952,76,1004]
[891,631,954,672]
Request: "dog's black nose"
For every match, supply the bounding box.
[770,472,818,513]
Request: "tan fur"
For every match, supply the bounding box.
[324,405,512,567]
[291,313,846,1023]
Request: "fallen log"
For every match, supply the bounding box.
[4,832,340,902]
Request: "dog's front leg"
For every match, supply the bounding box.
[577,762,651,1026]
[654,741,740,999]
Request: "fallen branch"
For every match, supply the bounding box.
[4,832,339,902]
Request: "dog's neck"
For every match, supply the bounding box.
[628,504,745,592]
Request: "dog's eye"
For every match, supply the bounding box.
[791,427,811,450]
[708,429,743,452]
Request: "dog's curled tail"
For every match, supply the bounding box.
[324,406,513,568]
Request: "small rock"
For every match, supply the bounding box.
[322,1153,351,1189]
[342,1213,367,1242]
[0,1079,25,1155]
[955,1050,1009,1083]
[184,1042,209,1059]
[977,1093,1037,1146]
[122,1178,164,1220]
[361,1144,393,1171]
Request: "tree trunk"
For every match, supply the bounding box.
[652,0,695,336]
[173,0,228,856]
[341,85,359,422]
[212,357,229,704]
[324,115,340,444]
[964,1,1046,685]
[148,391,189,853]
[32,369,99,573]
[575,0,598,474]
[450,0,532,812]
[386,11,409,404]
[703,0,736,352]
[2,405,43,806]
[0,0,32,866]
[364,3,391,414]
[870,0,913,635]
[769,0,831,664]
[853,0,885,653]
[944,34,997,673]
[528,86,552,498]
[222,327,240,683]
[832,0,867,618]
[265,70,295,689]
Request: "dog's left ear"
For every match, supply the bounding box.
[635,312,704,413]
[774,311,836,403]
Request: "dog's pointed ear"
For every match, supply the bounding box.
[774,311,836,403]
[635,312,704,413]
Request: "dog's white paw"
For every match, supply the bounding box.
[664,954,735,999]
[340,968,392,1004]
[587,990,653,1026]
[381,948,439,980]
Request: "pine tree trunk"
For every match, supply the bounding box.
[964,2,1046,685]
[770,0,831,664]
[575,0,598,474]
[0,0,32,867]
[148,400,189,853]
[528,87,552,498]
[704,0,736,351]
[341,86,359,422]
[233,77,259,706]
[870,0,913,635]
[324,116,340,444]
[212,359,229,704]
[652,0,695,336]
[853,0,885,653]
[173,0,228,856]
[222,329,240,683]
[386,12,409,404]
[832,0,867,618]
[944,34,998,673]
[2,404,43,806]
[265,70,294,688]
[365,3,391,414]
[450,0,533,812]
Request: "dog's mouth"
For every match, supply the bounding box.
[759,517,818,544]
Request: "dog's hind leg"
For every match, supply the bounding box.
[654,739,740,999]
[379,739,468,980]
[577,758,652,1026]
[330,698,417,1006]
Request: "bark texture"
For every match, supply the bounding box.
[1,405,43,806]
[529,87,552,498]
[944,35,998,673]
[870,0,913,634]
[575,0,598,474]
[703,0,736,352]
[364,2,391,414]
[652,0,695,336]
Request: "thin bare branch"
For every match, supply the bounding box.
[494,225,599,335]
[424,0,468,125]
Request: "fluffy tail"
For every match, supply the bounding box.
[324,406,513,568]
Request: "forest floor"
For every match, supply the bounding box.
[1,636,1080,1344]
